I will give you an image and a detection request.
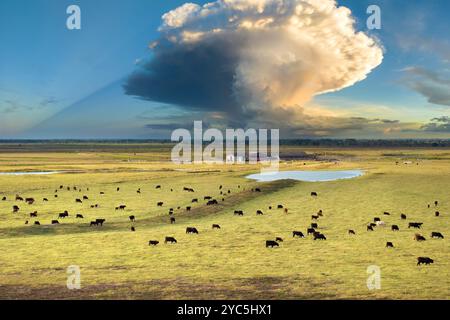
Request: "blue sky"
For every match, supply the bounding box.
[1,0,450,138]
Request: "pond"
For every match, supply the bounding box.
[246,170,364,182]
[0,171,60,176]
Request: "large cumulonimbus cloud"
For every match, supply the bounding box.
[124,0,383,116]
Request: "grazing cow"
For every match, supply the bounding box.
[192,198,198,203]
[43,198,48,202]
[234,210,244,216]
[255,188,261,192]
[401,214,407,220]
[307,228,316,235]
[256,210,264,215]
[83,196,89,200]
[386,242,394,248]
[116,205,126,210]
[25,198,35,205]
[311,215,319,220]
[313,232,326,240]
[170,217,176,224]
[186,227,199,234]
[435,211,440,217]
[16,195,24,201]
[34,221,40,225]
[157,202,164,207]
[374,217,381,222]
[95,219,105,226]
[369,223,377,228]
[59,212,69,218]
[367,225,374,231]
[408,222,423,229]
[417,257,434,265]
[348,230,356,235]
[131,227,136,232]
[186,206,191,211]
[391,225,399,231]
[100,192,105,195]
[51,220,59,225]
[207,200,218,205]
[13,205,20,213]
[156,185,161,189]
[165,237,177,244]
[90,221,98,226]
[384,211,390,216]
[76,199,83,203]
[277,205,283,209]
[266,240,279,248]
[414,233,426,241]
[129,215,135,222]
[29,212,37,217]
[2,196,6,201]
[431,232,444,239]
[212,224,221,229]
[76,214,84,219]
[293,231,305,238]
[311,223,318,229]
[275,237,283,242]
[148,240,159,246]
[204,196,212,200]
[311,192,318,197]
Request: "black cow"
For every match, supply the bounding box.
[116,205,126,210]
[255,188,261,192]
[29,212,37,217]
[367,225,374,231]
[275,237,283,242]
[95,218,105,226]
[374,217,381,222]
[256,210,264,215]
[59,212,69,218]
[307,228,316,235]
[129,215,135,222]
[12,205,20,213]
[435,211,440,217]
[170,217,176,224]
[186,227,199,234]
[156,185,161,189]
[207,200,218,205]
[212,224,221,229]
[76,214,84,219]
[16,195,24,201]
[43,198,48,202]
[401,213,407,220]
[313,232,326,240]
[131,227,136,232]
[165,237,177,244]
[414,234,426,241]
[431,232,444,239]
[392,225,399,231]
[149,240,159,246]
[408,222,423,229]
[34,221,40,225]
[51,220,59,225]
[311,223,318,229]
[293,231,304,238]
[266,240,279,248]
[25,198,34,204]
[234,210,244,216]
[384,211,390,215]
[434,200,438,207]
[76,199,82,203]
[268,206,272,210]
[2,196,6,201]
[311,215,319,220]
[277,205,283,209]
[192,199,198,203]
[90,221,98,226]
[186,206,191,211]
[157,202,164,207]
[417,257,434,265]
[386,242,394,248]
[83,196,89,200]
[117,187,120,192]
[311,192,318,197]
[348,229,356,235]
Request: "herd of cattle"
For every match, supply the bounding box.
[2,183,445,266]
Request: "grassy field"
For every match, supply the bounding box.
[0,145,449,299]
